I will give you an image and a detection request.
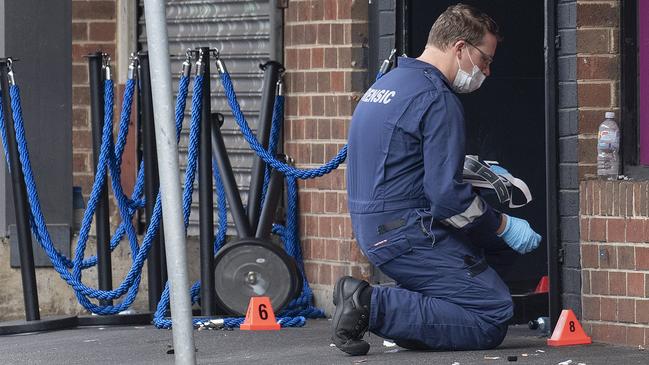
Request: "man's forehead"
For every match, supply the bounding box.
[481,33,498,54]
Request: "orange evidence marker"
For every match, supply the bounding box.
[240,296,280,331]
[547,309,592,346]
[534,276,549,293]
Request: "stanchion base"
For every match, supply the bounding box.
[0,315,78,336]
[77,312,153,326]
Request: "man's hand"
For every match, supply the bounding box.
[497,214,541,254]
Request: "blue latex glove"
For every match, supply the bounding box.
[490,165,509,176]
[498,215,541,254]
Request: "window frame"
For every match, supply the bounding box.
[621,0,649,177]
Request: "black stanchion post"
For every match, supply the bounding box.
[255,163,285,239]
[0,58,78,336]
[87,52,112,307]
[88,52,113,305]
[76,54,152,326]
[210,113,253,238]
[138,52,165,310]
[0,59,39,321]
[247,61,283,230]
[197,48,216,316]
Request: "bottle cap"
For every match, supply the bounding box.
[605,111,615,119]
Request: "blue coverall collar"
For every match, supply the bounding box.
[397,57,452,88]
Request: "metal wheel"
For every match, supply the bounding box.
[213,238,300,316]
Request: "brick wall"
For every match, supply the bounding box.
[577,0,649,346]
[580,181,649,346]
[283,0,370,312]
[576,0,620,178]
[71,0,135,203]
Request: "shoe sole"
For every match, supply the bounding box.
[332,276,343,306]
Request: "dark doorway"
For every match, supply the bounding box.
[406,1,549,297]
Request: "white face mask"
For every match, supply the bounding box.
[451,48,486,94]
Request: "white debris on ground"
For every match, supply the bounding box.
[383,340,396,347]
[196,319,224,331]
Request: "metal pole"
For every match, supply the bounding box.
[545,0,561,329]
[268,0,285,63]
[197,48,216,316]
[87,53,113,307]
[142,1,196,363]
[210,114,253,238]
[139,53,164,310]
[0,59,40,321]
[247,61,282,230]
[396,0,409,56]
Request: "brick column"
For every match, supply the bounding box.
[72,1,132,204]
[576,0,620,178]
[283,0,370,313]
[557,0,582,315]
[577,0,649,346]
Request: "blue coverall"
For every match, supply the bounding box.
[346,57,514,350]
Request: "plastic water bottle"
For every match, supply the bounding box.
[597,112,620,178]
[528,316,551,334]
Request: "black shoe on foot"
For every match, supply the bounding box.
[331,276,371,356]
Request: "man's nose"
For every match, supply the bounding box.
[483,65,491,77]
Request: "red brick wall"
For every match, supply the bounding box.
[577,0,649,346]
[283,0,370,309]
[580,181,649,346]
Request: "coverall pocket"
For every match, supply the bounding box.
[464,255,489,277]
[365,235,412,266]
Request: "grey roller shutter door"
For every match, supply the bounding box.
[139,0,270,235]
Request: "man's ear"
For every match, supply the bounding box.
[452,40,465,58]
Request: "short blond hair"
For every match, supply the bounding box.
[427,3,502,50]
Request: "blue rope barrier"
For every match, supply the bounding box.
[1,58,332,327]
[0,72,193,314]
[152,75,324,330]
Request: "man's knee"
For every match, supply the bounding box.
[476,322,509,350]
[493,292,514,324]
[472,295,513,349]
[392,321,509,351]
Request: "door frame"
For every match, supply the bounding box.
[367,0,562,326]
[544,0,561,328]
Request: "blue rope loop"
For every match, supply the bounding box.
[218,70,347,180]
